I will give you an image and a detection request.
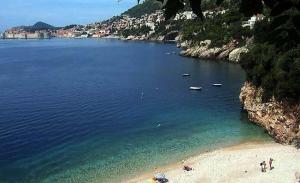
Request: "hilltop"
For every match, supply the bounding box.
[122,0,162,17]
[12,22,60,32]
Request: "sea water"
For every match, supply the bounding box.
[0,39,270,183]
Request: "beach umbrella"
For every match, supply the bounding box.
[154,173,166,180]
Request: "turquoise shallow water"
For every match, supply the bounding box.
[0,39,270,183]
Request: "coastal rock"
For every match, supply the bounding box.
[179,50,188,56]
[240,82,300,144]
[178,40,192,49]
[217,40,238,60]
[179,39,243,62]
[164,31,179,41]
[175,34,183,43]
[199,40,211,47]
[191,46,202,57]
[126,35,135,40]
[157,35,165,42]
[229,47,249,63]
[179,40,213,58]
[199,47,222,59]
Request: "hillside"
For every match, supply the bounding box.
[32,22,56,30]
[13,22,60,32]
[122,0,162,17]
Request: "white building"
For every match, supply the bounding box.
[146,22,155,30]
[26,32,42,39]
[15,33,27,39]
[242,14,265,29]
[174,11,197,20]
[4,33,15,39]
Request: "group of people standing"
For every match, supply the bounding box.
[260,158,274,172]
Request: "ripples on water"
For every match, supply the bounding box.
[0,39,270,183]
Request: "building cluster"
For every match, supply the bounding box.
[3,29,52,39]
[116,10,165,34]
[55,25,86,38]
[1,10,220,40]
[53,10,166,38]
[1,9,263,40]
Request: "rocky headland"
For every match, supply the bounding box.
[240,82,300,145]
[178,39,249,63]
[121,33,249,63]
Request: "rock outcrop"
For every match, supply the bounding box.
[164,31,179,41]
[240,82,300,144]
[179,39,246,63]
[229,47,249,63]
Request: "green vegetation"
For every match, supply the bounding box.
[123,0,162,17]
[180,5,251,47]
[155,0,300,102]
[14,22,60,32]
[151,2,252,47]
[32,22,56,30]
[242,43,300,102]
[152,20,182,37]
[120,25,151,37]
[241,4,300,102]
[63,24,80,30]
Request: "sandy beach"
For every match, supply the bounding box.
[126,142,300,183]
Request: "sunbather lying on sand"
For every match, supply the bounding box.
[183,165,193,171]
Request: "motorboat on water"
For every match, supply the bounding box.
[182,73,190,77]
[212,84,222,87]
[189,86,202,90]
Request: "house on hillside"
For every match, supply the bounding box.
[242,14,265,29]
[174,11,197,20]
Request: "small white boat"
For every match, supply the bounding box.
[166,52,171,55]
[212,84,222,87]
[189,86,202,90]
[182,73,190,77]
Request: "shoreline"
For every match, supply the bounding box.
[125,141,300,183]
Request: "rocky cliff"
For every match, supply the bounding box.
[121,31,179,42]
[240,82,300,145]
[178,39,248,63]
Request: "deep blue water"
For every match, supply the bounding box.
[0,39,269,183]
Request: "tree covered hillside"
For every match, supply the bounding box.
[122,0,162,17]
[153,0,300,103]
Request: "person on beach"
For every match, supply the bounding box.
[183,165,193,171]
[260,161,267,172]
[295,171,300,183]
[260,162,264,172]
[269,158,274,170]
[263,161,267,172]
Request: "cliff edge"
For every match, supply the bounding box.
[240,82,300,145]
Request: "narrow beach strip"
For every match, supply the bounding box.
[125,142,300,183]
